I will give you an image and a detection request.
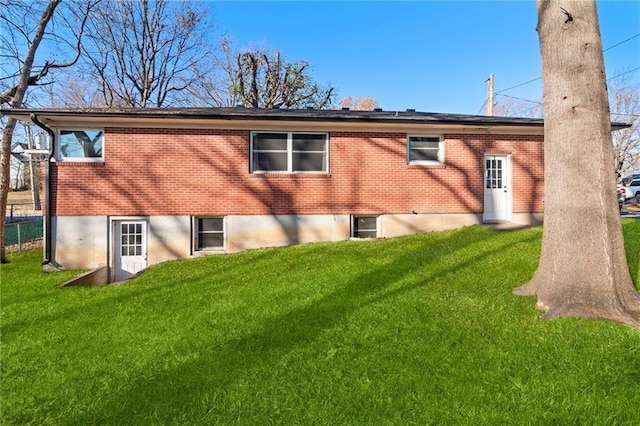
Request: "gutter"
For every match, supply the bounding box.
[3,107,631,132]
[3,107,548,127]
[29,113,55,267]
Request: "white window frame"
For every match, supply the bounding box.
[407,135,444,165]
[193,216,225,252]
[351,215,379,239]
[56,128,105,162]
[250,131,329,173]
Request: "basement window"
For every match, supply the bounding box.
[352,216,378,239]
[194,217,224,251]
[58,129,104,161]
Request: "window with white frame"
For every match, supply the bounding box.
[407,135,444,165]
[251,132,328,173]
[352,216,378,239]
[194,217,224,251]
[58,129,104,161]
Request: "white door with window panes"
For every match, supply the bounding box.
[483,155,511,222]
[114,220,147,282]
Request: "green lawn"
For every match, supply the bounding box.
[2,222,640,424]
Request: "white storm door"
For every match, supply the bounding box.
[483,155,510,222]
[114,221,147,282]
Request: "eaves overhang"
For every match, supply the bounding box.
[0,107,630,133]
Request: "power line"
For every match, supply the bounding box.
[476,98,488,115]
[493,94,638,119]
[495,93,542,105]
[495,77,541,95]
[604,33,640,52]
[501,98,544,118]
[494,32,640,95]
[496,64,640,96]
[607,67,640,81]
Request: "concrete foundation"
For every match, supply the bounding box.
[58,265,109,287]
[49,212,543,274]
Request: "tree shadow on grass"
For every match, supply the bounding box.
[1,248,277,337]
[67,227,541,424]
[622,219,640,286]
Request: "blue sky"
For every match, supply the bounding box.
[209,1,640,115]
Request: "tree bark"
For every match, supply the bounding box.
[513,0,640,327]
[0,0,61,263]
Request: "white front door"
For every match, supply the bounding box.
[114,220,147,282]
[483,155,511,222]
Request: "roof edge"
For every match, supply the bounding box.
[0,106,631,130]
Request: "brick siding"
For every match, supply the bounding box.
[51,128,544,216]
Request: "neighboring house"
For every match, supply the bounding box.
[9,144,27,190]
[4,107,551,282]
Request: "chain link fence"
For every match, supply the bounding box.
[6,219,43,253]
[6,202,43,253]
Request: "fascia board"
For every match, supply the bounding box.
[3,111,546,135]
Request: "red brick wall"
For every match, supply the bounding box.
[51,128,544,216]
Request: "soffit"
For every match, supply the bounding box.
[2,106,627,134]
[2,108,548,135]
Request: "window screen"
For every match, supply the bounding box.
[292,134,327,172]
[353,216,378,238]
[408,136,442,164]
[196,217,224,250]
[252,132,328,172]
[252,133,288,172]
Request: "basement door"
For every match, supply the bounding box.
[113,220,147,282]
[483,154,511,222]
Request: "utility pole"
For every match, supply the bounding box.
[486,73,494,116]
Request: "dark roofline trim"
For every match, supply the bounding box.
[2,107,544,127]
[1,107,631,129]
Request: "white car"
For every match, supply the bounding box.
[619,179,640,204]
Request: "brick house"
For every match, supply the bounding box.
[5,107,547,282]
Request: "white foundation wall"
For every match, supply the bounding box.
[147,216,192,264]
[51,213,542,271]
[511,213,544,226]
[51,215,193,270]
[224,214,352,252]
[52,216,109,270]
[381,214,483,238]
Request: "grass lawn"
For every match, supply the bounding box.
[2,222,640,424]
[7,190,33,203]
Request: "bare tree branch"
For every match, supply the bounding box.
[1,0,94,262]
[0,0,94,107]
[75,0,214,108]
[220,44,335,109]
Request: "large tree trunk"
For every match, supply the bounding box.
[513,0,640,327]
[0,0,61,263]
[0,119,17,262]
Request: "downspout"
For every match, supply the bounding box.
[30,113,55,267]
